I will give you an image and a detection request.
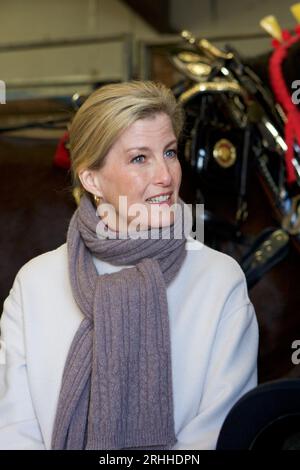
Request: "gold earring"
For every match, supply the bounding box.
[93,194,102,207]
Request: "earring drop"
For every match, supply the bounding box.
[93,194,102,207]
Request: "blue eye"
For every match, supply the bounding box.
[131,155,145,164]
[165,149,177,158]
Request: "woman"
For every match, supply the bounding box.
[0,81,258,450]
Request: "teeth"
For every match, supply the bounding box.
[147,194,170,203]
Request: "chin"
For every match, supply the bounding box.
[126,201,178,231]
[146,203,177,229]
[148,214,175,229]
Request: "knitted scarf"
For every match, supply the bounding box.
[51,193,190,449]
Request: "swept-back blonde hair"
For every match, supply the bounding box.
[69,80,184,197]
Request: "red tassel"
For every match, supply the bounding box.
[282,29,292,41]
[271,38,281,49]
[53,131,71,169]
[269,32,300,184]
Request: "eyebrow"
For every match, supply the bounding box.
[125,139,177,153]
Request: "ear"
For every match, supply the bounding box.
[78,168,103,197]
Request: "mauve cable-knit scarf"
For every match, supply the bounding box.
[51,193,190,450]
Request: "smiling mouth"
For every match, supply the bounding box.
[146,193,172,204]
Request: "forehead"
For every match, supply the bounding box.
[117,113,175,147]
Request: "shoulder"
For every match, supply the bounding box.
[10,243,76,327]
[185,238,245,283]
[16,243,68,287]
[180,238,250,309]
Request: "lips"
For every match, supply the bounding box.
[146,191,173,201]
[146,197,171,205]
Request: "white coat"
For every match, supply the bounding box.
[0,238,258,449]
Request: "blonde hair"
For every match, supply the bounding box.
[69,80,184,196]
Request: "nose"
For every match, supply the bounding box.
[153,157,172,186]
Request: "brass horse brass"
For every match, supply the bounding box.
[213,139,237,168]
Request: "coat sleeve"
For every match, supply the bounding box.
[172,299,259,450]
[0,274,46,449]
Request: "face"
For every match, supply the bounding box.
[80,112,182,231]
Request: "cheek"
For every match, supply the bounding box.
[100,169,129,199]
[173,161,182,186]
[111,175,145,202]
[125,172,149,195]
